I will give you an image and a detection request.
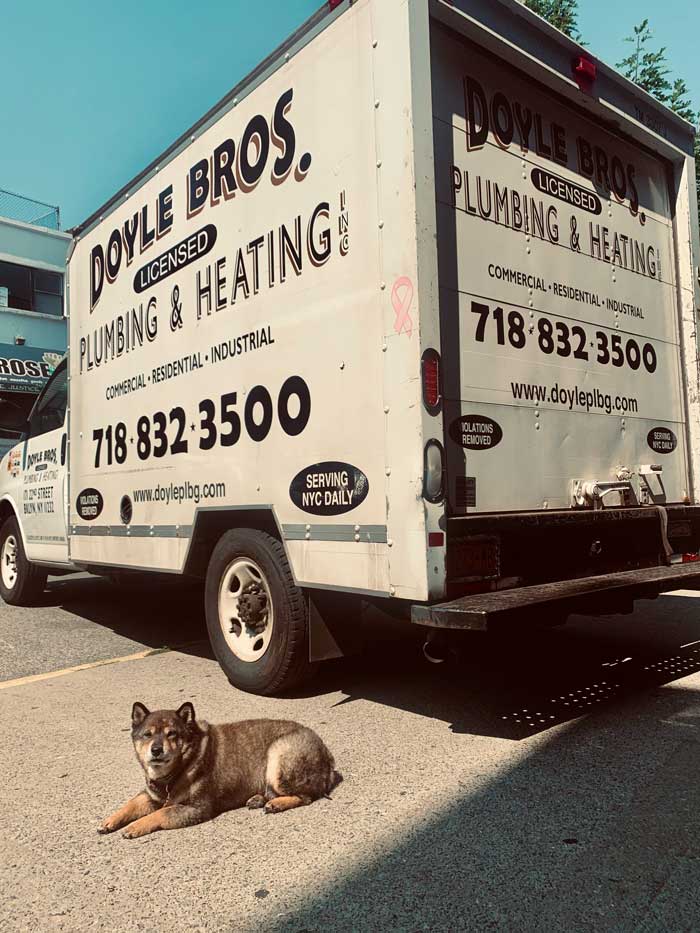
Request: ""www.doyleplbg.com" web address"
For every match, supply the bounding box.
[511,381,639,415]
[133,481,226,506]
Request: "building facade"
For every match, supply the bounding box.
[0,191,70,456]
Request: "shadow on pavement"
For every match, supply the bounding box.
[267,680,700,932]
[275,597,700,930]
[40,575,700,747]
[305,594,700,741]
[41,573,213,659]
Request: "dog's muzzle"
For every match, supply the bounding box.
[149,743,170,765]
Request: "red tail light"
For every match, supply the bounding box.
[682,552,700,563]
[329,0,343,9]
[421,349,442,415]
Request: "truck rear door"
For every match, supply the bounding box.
[431,22,688,517]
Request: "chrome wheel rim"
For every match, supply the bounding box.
[1,534,18,590]
[217,558,273,662]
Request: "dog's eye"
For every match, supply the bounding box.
[166,731,178,740]
[143,731,153,738]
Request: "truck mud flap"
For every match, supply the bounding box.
[412,563,700,631]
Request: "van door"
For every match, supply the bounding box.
[21,358,69,563]
[431,25,686,516]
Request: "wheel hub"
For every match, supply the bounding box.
[218,556,274,663]
[1,534,18,590]
[235,581,269,634]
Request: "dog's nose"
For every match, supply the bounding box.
[151,743,164,758]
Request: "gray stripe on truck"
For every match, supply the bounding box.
[70,523,388,543]
[282,524,388,543]
[70,525,193,538]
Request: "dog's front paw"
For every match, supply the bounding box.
[122,814,159,839]
[98,815,120,835]
[246,795,266,810]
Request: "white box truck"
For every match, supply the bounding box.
[1,0,699,693]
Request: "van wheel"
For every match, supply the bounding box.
[0,516,47,605]
[205,529,315,695]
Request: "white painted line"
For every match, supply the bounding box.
[680,640,700,649]
[0,646,169,690]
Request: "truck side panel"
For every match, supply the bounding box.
[68,0,429,596]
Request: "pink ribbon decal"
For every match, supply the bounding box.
[392,276,414,337]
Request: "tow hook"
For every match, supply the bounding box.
[423,630,450,664]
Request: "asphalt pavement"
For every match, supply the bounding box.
[0,573,208,682]
[2,576,700,931]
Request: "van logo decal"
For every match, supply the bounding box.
[647,427,676,454]
[89,89,314,312]
[450,415,503,450]
[290,461,369,516]
[76,488,103,521]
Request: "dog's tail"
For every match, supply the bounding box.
[330,769,343,790]
[324,768,343,797]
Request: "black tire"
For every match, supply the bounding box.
[204,528,316,695]
[0,515,47,606]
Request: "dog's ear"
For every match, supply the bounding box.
[176,702,195,724]
[131,702,150,727]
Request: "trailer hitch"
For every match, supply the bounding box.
[571,465,666,510]
[570,479,636,509]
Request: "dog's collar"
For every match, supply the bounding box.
[147,777,171,802]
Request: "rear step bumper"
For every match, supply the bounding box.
[411,562,700,630]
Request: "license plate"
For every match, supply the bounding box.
[447,536,500,581]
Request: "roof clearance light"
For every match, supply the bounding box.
[329,0,343,9]
[573,56,597,91]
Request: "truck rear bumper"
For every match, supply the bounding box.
[412,562,700,630]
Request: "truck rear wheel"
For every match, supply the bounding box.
[0,516,47,606]
[204,529,315,695]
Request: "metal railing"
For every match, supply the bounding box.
[0,188,60,229]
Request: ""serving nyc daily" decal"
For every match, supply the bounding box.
[290,461,369,516]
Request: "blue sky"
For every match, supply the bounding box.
[1,0,697,229]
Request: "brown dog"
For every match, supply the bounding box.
[98,702,340,838]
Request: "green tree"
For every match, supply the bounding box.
[618,20,699,218]
[617,19,671,102]
[667,78,697,124]
[525,0,581,42]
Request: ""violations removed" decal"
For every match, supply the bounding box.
[76,488,103,521]
[290,461,369,516]
[449,415,503,450]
